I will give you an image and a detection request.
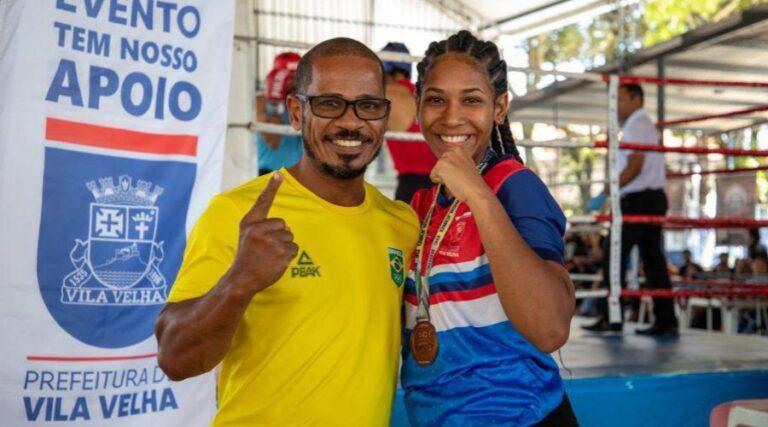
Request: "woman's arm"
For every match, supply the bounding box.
[466,191,575,353]
[430,149,574,353]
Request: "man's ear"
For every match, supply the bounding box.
[286,94,302,130]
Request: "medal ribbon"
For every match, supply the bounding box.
[414,153,492,321]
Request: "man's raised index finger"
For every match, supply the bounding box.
[246,172,283,221]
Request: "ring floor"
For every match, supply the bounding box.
[392,318,768,426]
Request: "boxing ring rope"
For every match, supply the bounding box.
[667,165,768,178]
[593,141,768,157]
[604,74,768,89]
[590,215,768,229]
[658,104,768,129]
[550,164,768,188]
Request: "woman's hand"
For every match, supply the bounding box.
[430,148,493,204]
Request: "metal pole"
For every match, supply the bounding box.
[657,57,665,144]
[608,74,623,324]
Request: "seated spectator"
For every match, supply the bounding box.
[734,258,753,277]
[678,249,703,279]
[713,253,732,277]
[747,228,766,260]
[752,252,768,276]
[569,246,599,317]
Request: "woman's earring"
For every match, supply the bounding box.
[495,123,506,155]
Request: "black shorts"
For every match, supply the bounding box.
[534,394,579,427]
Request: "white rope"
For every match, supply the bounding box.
[571,273,603,282]
[566,214,600,224]
[566,224,609,233]
[548,178,608,187]
[575,289,609,299]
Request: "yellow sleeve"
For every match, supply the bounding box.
[167,195,241,302]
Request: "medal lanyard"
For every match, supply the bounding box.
[414,155,491,321]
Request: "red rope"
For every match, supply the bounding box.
[603,74,768,89]
[658,105,768,128]
[620,289,768,298]
[668,165,768,178]
[674,279,768,288]
[593,215,768,228]
[594,140,768,157]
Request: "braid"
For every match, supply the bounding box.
[416,30,523,163]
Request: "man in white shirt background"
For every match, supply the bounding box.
[583,83,679,336]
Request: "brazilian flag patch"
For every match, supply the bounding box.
[388,247,405,287]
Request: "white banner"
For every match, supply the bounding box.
[0,0,234,425]
[716,172,757,246]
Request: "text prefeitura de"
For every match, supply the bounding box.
[24,367,168,392]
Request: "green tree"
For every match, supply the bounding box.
[522,0,767,210]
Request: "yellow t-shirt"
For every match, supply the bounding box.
[168,168,419,426]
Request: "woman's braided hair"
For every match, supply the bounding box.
[416,30,522,162]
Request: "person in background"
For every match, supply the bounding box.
[747,228,766,260]
[381,42,437,203]
[752,252,768,276]
[713,253,732,276]
[583,83,678,337]
[569,245,600,317]
[734,258,753,277]
[678,249,703,280]
[256,52,303,175]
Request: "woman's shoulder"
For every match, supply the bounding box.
[484,155,529,192]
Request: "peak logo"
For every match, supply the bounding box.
[291,251,321,278]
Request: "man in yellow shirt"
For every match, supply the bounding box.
[155,38,420,426]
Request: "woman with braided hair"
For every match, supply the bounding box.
[401,31,578,426]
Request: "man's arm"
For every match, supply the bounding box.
[155,276,257,380]
[155,174,298,380]
[619,152,645,187]
[386,82,417,131]
[600,151,645,196]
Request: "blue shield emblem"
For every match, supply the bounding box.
[38,148,195,348]
[87,204,158,290]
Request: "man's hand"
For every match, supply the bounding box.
[430,148,493,204]
[226,172,298,294]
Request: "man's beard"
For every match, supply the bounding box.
[302,128,381,180]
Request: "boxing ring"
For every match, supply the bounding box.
[531,73,768,427]
[245,34,768,425]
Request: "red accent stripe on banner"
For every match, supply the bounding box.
[45,117,197,156]
[27,353,157,362]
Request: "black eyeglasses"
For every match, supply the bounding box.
[295,94,391,120]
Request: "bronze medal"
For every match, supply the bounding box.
[410,320,438,366]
